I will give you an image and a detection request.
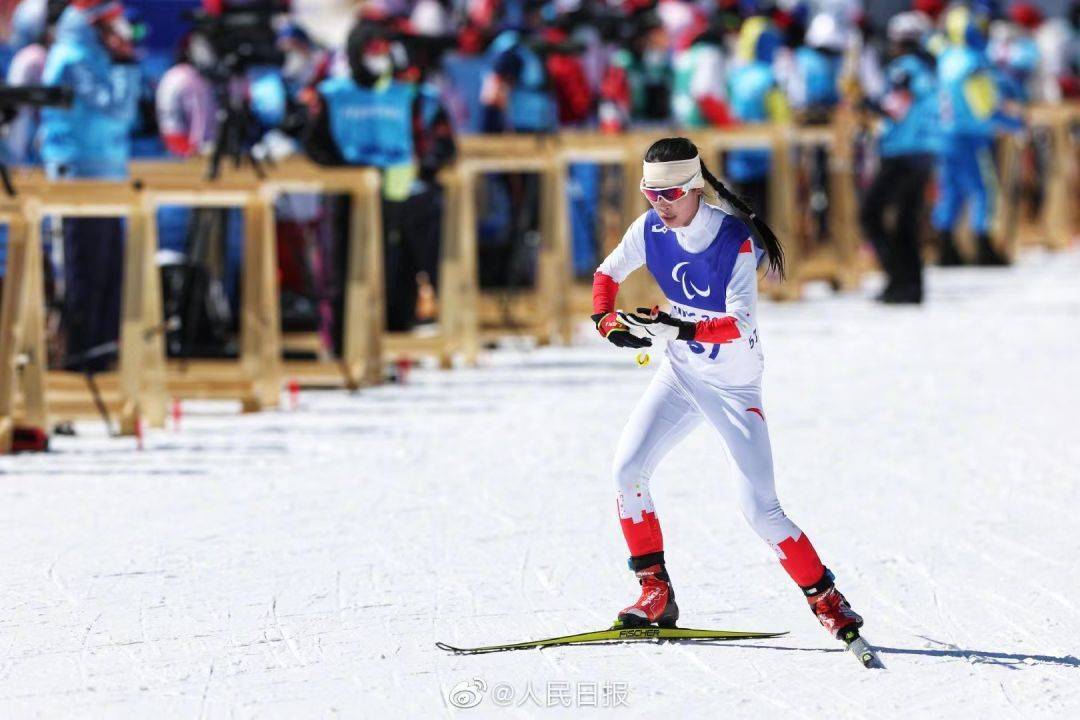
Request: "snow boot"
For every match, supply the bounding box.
[615,555,679,628]
[802,569,863,640]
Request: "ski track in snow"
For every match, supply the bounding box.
[2,251,1080,717]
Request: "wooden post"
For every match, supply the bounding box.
[14,200,48,433]
[993,132,1022,261]
[140,199,168,428]
[340,183,368,388]
[1043,107,1075,250]
[436,169,462,368]
[768,124,801,300]
[117,198,149,434]
[457,166,481,366]
[240,197,268,411]
[257,193,283,405]
[535,148,570,345]
[0,209,35,452]
[343,170,385,386]
[0,218,22,452]
[547,154,573,344]
[828,108,862,289]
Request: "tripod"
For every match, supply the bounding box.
[205,72,268,181]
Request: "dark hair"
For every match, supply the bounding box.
[644,137,785,279]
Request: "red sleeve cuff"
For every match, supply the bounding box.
[592,272,619,315]
[693,316,741,343]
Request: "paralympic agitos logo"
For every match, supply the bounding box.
[671,261,711,300]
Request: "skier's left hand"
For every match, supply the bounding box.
[619,306,694,342]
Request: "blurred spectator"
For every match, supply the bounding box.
[989,3,1042,103]
[598,10,671,132]
[9,0,47,52]
[41,0,139,372]
[725,15,789,220]
[790,11,846,119]
[4,0,66,164]
[671,20,733,128]
[480,24,558,133]
[441,24,489,133]
[279,21,331,94]
[303,19,455,332]
[932,4,1023,267]
[1032,2,1079,101]
[860,11,937,305]
[155,35,213,158]
[542,25,591,126]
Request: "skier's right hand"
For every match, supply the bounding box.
[592,311,652,349]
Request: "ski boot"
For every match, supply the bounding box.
[614,556,679,629]
[802,569,863,640]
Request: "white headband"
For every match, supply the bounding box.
[641,155,706,190]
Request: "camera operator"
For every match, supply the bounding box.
[301,19,455,333]
[40,0,139,372]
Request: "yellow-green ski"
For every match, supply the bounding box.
[436,626,787,655]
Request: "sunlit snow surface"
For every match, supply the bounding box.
[2,252,1079,718]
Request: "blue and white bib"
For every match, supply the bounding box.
[643,208,749,315]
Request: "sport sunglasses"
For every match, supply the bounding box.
[640,178,695,203]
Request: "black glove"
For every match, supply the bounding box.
[592,311,652,349]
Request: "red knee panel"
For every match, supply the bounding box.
[619,508,664,556]
[777,533,826,586]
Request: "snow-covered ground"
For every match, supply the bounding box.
[2,251,1079,718]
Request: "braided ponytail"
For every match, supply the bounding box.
[644,137,786,280]
[699,161,785,279]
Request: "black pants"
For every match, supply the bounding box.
[383,185,443,332]
[63,217,124,372]
[859,155,932,295]
[325,186,444,343]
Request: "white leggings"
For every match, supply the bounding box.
[614,358,807,555]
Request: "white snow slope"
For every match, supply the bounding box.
[2,252,1079,719]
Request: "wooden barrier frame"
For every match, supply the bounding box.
[0,200,45,452]
[450,137,564,352]
[780,117,862,292]
[1026,103,1080,250]
[381,164,481,367]
[136,159,388,392]
[0,177,159,437]
[4,106,1072,452]
[134,173,279,412]
[257,161,385,387]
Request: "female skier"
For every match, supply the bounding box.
[591,137,864,645]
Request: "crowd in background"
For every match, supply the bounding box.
[0,0,1078,366]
